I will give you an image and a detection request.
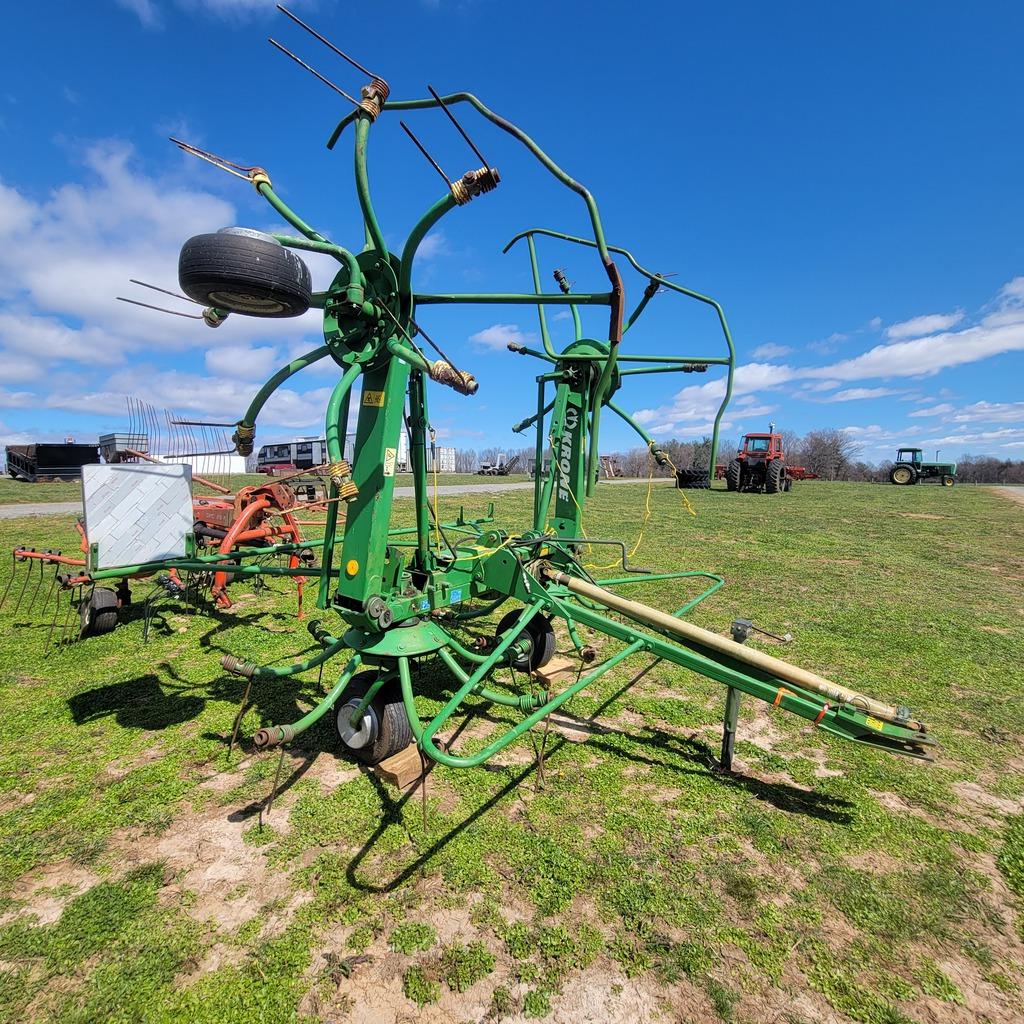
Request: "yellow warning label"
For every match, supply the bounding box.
[363,390,385,407]
[865,716,885,731]
[383,448,397,477]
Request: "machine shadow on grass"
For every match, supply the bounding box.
[331,656,854,895]
[65,633,323,739]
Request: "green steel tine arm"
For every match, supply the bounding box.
[237,345,333,442]
[256,179,364,305]
[624,279,658,334]
[400,193,457,309]
[253,654,363,748]
[606,399,669,468]
[257,179,329,242]
[354,113,387,255]
[526,234,557,357]
[328,92,624,343]
[505,227,736,484]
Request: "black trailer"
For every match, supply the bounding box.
[5,443,100,482]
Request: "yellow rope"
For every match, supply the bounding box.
[654,446,698,518]
[542,433,656,572]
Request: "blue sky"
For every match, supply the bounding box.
[2,0,1022,463]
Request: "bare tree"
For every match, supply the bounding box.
[801,429,862,481]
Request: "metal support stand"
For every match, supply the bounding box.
[720,685,742,772]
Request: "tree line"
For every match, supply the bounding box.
[452,432,1024,484]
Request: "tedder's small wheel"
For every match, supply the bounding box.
[178,228,312,317]
[725,459,742,492]
[495,610,557,672]
[784,477,793,492]
[941,475,955,487]
[890,465,916,485]
[334,671,413,766]
[766,460,785,494]
[79,587,119,638]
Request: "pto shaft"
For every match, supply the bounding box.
[542,568,925,733]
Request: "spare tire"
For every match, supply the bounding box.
[178,228,312,317]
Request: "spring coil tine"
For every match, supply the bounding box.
[25,559,45,616]
[44,587,63,654]
[0,552,19,611]
[59,586,77,649]
[12,557,34,616]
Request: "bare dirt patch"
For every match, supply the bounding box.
[898,512,946,520]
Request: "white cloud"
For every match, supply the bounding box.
[823,387,903,402]
[630,277,1024,437]
[948,401,1024,425]
[204,344,281,380]
[908,403,954,418]
[751,342,792,360]
[115,0,162,28]
[885,310,964,340]
[118,0,291,26]
[468,323,537,351]
[415,231,449,261]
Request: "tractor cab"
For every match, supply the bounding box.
[895,447,923,465]
[740,433,782,461]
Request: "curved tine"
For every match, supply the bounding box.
[116,297,204,320]
[129,279,202,306]
[275,5,382,81]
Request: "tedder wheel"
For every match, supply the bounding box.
[79,587,119,638]
[496,609,557,672]
[941,475,955,487]
[178,228,312,317]
[334,671,413,765]
[890,465,916,485]
[766,460,785,494]
[725,459,742,492]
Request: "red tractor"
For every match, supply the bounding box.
[719,426,816,493]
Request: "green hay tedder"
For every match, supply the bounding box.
[49,7,936,782]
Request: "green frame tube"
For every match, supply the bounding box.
[256,654,363,747]
[354,114,387,256]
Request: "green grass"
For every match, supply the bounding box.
[0,482,1023,1022]
[0,472,531,505]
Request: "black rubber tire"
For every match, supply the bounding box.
[890,465,916,485]
[676,467,711,489]
[725,459,742,492]
[80,587,119,638]
[178,229,312,317]
[941,475,955,487]
[766,460,785,494]
[334,671,413,766]
[783,477,793,492]
[496,610,557,672]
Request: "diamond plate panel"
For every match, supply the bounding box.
[82,464,194,569]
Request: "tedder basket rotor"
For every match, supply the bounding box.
[74,8,935,779]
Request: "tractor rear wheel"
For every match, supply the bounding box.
[334,671,413,765]
[941,475,955,487]
[766,460,785,494]
[725,460,742,492]
[178,228,312,318]
[890,465,916,485]
[80,587,119,638]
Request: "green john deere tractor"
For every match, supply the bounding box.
[890,448,956,487]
